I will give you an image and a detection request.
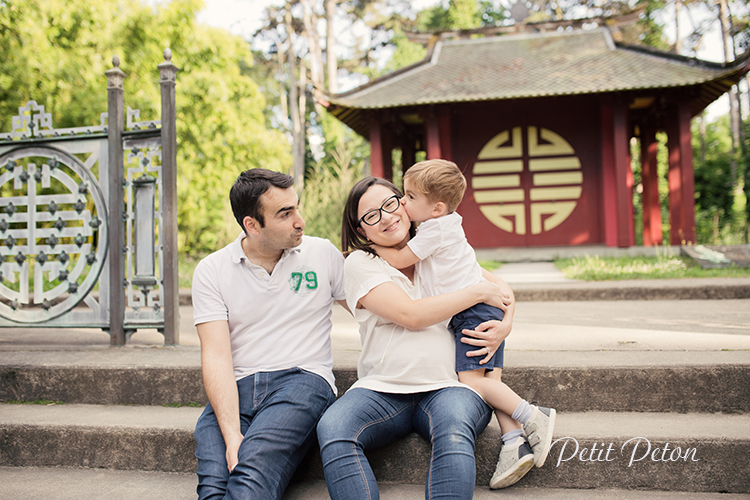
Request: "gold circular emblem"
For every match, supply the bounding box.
[471,126,583,235]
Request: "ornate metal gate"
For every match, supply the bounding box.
[0,50,180,345]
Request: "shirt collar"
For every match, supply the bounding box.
[229,232,303,265]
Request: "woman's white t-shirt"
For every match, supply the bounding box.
[344,250,468,394]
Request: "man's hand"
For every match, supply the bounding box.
[225,430,244,473]
[461,318,512,365]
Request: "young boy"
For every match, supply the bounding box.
[371,159,556,489]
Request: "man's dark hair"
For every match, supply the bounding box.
[230,168,294,230]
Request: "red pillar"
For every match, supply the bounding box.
[423,106,442,160]
[678,102,697,244]
[370,118,384,178]
[666,102,696,244]
[402,137,416,175]
[640,127,663,246]
[600,99,633,247]
[601,104,618,247]
[369,115,393,180]
[425,120,441,159]
[439,112,452,161]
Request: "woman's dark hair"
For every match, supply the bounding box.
[341,177,415,256]
[230,168,294,230]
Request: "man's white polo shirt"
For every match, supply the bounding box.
[192,233,345,393]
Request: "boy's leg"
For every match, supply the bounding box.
[458,367,523,416]
[484,368,522,434]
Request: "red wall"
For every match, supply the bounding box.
[450,97,603,248]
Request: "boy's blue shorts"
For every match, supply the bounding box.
[449,302,505,372]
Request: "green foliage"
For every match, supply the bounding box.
[693,116,734,215]
[692,115,748,244]
[416,0,493,31]
[0,0,292,257]
[383,29,427,73]
[619,0,670,50]
[301,114,366,248]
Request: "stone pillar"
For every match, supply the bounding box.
[158,49,180,345]
[105,56,126,346]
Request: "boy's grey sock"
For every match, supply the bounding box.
[511,399,533,425]
[501,428,525,446]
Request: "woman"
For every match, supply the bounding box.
[316,177,514,499]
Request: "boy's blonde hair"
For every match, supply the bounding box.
[403,159,466,213]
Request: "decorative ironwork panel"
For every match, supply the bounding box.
[0,101,108,141]
[0,145,108,324]
[123,134,164,328]
[127,107,161,131]
[0,47,179,344]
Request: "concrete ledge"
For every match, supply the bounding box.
[512,278,750,302]
[0,366,206,406]
[177,277,750,306]
[5,469,748,500]
[2,364,748,413]
[1,406,748,493]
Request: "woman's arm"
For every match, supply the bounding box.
[358,279,504,331]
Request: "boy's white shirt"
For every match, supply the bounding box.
[407,212,483,296]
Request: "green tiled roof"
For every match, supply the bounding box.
[324,29,748,137]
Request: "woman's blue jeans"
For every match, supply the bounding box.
[317,387,492,500]
[194,368,335,500]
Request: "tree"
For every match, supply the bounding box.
[0,0,292,255]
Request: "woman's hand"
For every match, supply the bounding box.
[461,318,512,365]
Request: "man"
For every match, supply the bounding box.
[192,168,346,499]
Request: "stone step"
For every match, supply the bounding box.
[1,404,748,493]
[3,469,750,500]
[2,360,748,414]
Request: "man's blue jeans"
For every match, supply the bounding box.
[194,368,335,500]
[317,387,492,500]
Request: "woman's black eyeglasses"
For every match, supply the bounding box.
[358,195,401,226]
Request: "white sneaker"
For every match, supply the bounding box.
[523,405,556,467]
[489,439,534,489]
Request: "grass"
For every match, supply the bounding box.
[177,251,749,288]
[555,254,750,281]
[478,260,502,272]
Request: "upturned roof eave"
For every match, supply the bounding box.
[326,76,746,110]
[324,29,750,111]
